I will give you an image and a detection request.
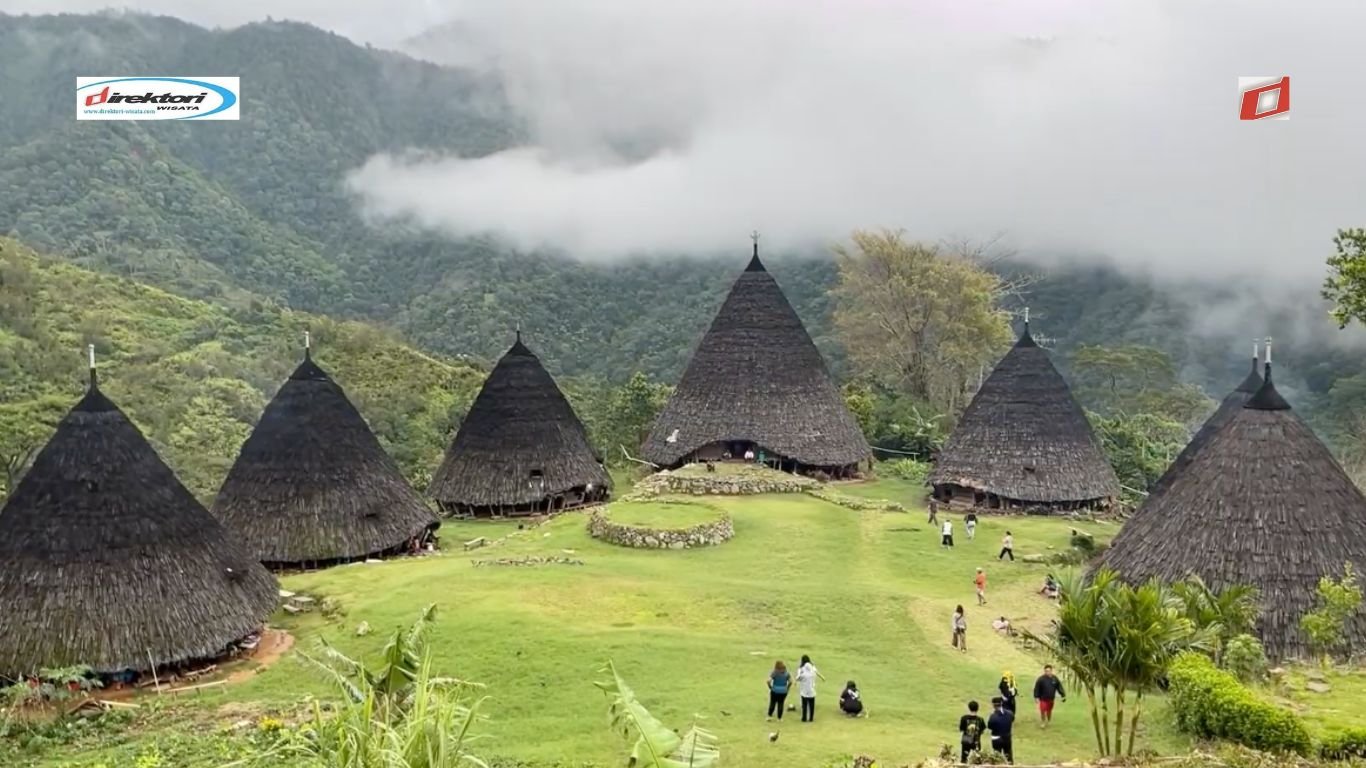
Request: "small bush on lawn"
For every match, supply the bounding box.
[1221,634,1269,683]
[878,458,930,485]
[1320,728,1366,761]
[1167,653,1312,756]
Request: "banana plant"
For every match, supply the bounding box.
[596,661,719,767]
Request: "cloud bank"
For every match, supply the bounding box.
[339,0,1364,287]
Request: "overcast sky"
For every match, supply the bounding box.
[5,0,1364,292]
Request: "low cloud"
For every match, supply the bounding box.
[343,0,1363,291]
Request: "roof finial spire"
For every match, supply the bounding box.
[515,320,521,344]
[751,230,760,258]
[87,343,97,387]
[1264,336,1272,376]
[304,329,311,360]
[1024,306,1030,329]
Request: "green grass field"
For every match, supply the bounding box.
[23,481,1190,767]
[600,499,725,529]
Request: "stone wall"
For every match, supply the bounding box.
[626,467,817,500]
[587,509,734,550]
[805,486,905,512]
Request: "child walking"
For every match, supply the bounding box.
[975,568,988,606]
[941,518,955,548]
[952,605,968,652]
[766,660,791,721]
[796,655,825,722]
[965,511,978,540]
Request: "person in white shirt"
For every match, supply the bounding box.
[941,518,955,548]
[796,654,825,722]
[998,531,1014,561]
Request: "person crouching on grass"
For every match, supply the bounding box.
[766,660,790,721]
[839,681,864,717]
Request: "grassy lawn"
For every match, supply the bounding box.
[21,481,1183,767]
[601,499,725,529]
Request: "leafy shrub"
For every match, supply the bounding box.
[1167,653,1311,755]
[1320,728,1366,761]
[877,458,930,485]
[1069,530,1098,556]
[1221,634,1268,683]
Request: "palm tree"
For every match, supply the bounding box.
[1026,569,1215,757]
[1170,576,1259,664]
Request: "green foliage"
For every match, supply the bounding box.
[1167,653,1313,756]
[1089,411,1191,496]
[1323,228,1366,330]
[1169,576,1262,665]
[1320,727,1366,761]
[1072,344,1214,426]
[1299,563,1364,663]
[595,661,719,768]
[0,238,484,503]
[832,231,1014,416]
[1221,635,1269,684]
[1024,569,1216,757]
[302,604,441,707]
[285,657,489,768]
[877,458,931,485]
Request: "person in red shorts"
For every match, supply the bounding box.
[1032,664,1066,728]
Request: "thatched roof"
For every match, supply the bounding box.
[1096,363,1366,659]
[0,372,278,679]
[428,335,610,507]
[929,324,1118,503]
[1146,354,1262,498]
[212,350,438,565]
[640,247,871,468]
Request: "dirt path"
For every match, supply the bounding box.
[225,628,294,685]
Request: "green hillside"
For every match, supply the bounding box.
[0,236,485,502]
[1,11,1364,462]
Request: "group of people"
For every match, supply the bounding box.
[958,666,1068,764]
[766,655,865,723]
[935,516,1016,563]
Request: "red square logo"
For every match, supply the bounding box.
[1238,76,1290,120]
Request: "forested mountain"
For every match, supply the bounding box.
[1,11,1364,465]
[0,237,486,501]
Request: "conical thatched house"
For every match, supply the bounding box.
[1097,354,1366,659]
[213,345,439,567]
[0,366,277,680]
[930,321,1118,511]
[429,334,610,517]
[641,244,871,475]
[1146,344,1263,499]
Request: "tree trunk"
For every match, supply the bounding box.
[1099,685,1112,756]
[1113,686,1126,757]
[1083,685,1105,756]
[1127,692,1145,757]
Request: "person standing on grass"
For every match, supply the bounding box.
[998,530,1015,561]
[766,660,791,721]
[941,517,955,548]
[988,696,1015,764]
[1033,664,1067,728]
[974,567,988,606]
[951,605,968,652]
[928,500,939,525]
[958,699,986,762]
[965,511,978,540]
[796,654,824,722]
[998,671,1019,713]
